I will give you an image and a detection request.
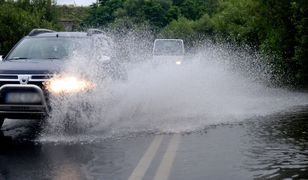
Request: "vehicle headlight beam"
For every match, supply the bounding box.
[44,76,95,94]
[175,60,182,65]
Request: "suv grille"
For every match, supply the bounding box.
[0,75,18,79]
[0,74,53,89]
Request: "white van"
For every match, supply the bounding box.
[152,39,185,65]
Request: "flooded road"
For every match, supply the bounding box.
[1,106,308,180]
[1,41,308,179]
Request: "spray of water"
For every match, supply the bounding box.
[40,30,308,142]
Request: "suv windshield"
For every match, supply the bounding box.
[153,40,184,56]
[6,37,91,60]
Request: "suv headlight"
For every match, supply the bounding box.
[44,76,95,94]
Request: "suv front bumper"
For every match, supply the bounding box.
[0,84,49,119]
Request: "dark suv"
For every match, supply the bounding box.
[0,28,119,129]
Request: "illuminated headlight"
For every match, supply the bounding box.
[44,76,95,94]
[175,60,182,65]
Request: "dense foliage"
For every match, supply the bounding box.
[0,0,307,85]
[0,0,62,55]
[57,5,89,30]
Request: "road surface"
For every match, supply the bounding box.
[0,106,308,180]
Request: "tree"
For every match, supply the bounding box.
[210,0,263,45]
[143,0,169,27]
[0,1,59,55]
[85,0,124,26]
[290,0,308,84]
[160,17,196,47]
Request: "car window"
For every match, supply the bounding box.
[153,40,184,56]
[6,37,91,60]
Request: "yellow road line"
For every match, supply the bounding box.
[128,135,163,180]
[153,134,181,180]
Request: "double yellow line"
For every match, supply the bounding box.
[128,134,181,180]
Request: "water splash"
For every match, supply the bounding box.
[40,31,308,142]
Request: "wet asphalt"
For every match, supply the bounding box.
[1,106,308,180]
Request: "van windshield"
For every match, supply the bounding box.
[153,40,184,56]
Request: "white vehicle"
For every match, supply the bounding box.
[152,39,185,65]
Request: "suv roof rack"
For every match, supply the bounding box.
[28,28,54,36]
[87,29,103,36]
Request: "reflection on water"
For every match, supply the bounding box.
[244,106,308,179]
